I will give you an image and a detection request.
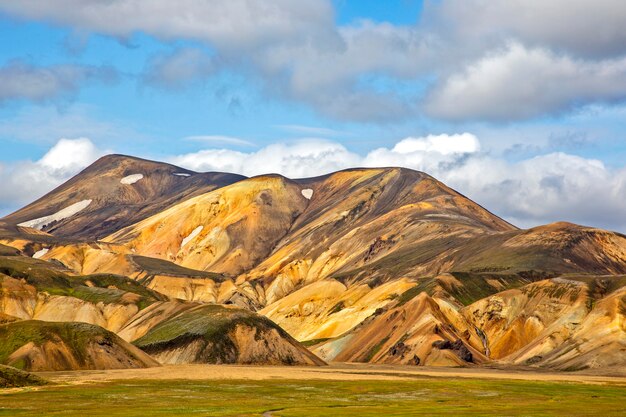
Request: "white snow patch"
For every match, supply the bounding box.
[173,172,191,177]
[301,189,313,199]
[32,248,49,259]
[18,199,93,230]
[120,174,144,184]
[181,225,203,248]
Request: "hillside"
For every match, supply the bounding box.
[133,304,325,365]
[0,320,159,371]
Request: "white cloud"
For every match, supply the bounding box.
[0,0,336,51]
[3,1,626,122]
[170,139,361,178]
[38,138,104,171]
[391,133,479,155]
[441,152,626,231]
[0,2,433,121]
[0,138,107,215]
[0,60,117,104]
[426,0,626,59]
[427,43,626,121]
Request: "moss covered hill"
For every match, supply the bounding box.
[0,320,159,371]
[133,304,325,366]
[0,364,47,388]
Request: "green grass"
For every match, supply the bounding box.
[300,338,332,347]
[0,378,624,416]
[0,365,47,388]
[131,255,224,281]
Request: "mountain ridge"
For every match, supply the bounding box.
[0,154,624,372]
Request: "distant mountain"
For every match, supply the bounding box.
[0,155,625,372]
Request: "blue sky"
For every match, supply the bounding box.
[0,0,625,232]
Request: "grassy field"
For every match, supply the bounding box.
[0,377,624,416]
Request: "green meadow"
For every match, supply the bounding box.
[1,377,624,416]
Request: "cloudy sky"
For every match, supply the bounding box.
[0,0,625,232]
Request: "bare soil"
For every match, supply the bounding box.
[37,362,626,386]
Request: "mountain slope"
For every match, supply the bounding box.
[1,155,245,240]
[464,275,626,370]
[245,168,516,295]
[104,174,309,276]
[0,320,159,371]
[132,304,325,365]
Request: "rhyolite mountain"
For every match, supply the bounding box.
[0,154,625,372]
[1,155,245,241]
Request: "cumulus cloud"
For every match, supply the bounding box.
[444,152,626,232]
[0,60,117,104]
[390,133,479,155]
[170,140,360,178]
[252,20,433,120]
[0,138,107,214]
[0,0,336,51]
[427,43,626,121]
[0,1,439,121]
[426,0,626,59]
[4,1,626,122]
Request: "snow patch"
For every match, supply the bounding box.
[181,225,204,248]
[301,189,313,199]
[18,199,93,230]
[173,172,191,177]
[32,248,49,259]
[121,174,144,184]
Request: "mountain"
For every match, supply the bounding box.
[0,155,245,240]
[0,155,625,372]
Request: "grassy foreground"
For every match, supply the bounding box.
[0,377,624,416]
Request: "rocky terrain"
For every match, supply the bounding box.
[0,155,624,372]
